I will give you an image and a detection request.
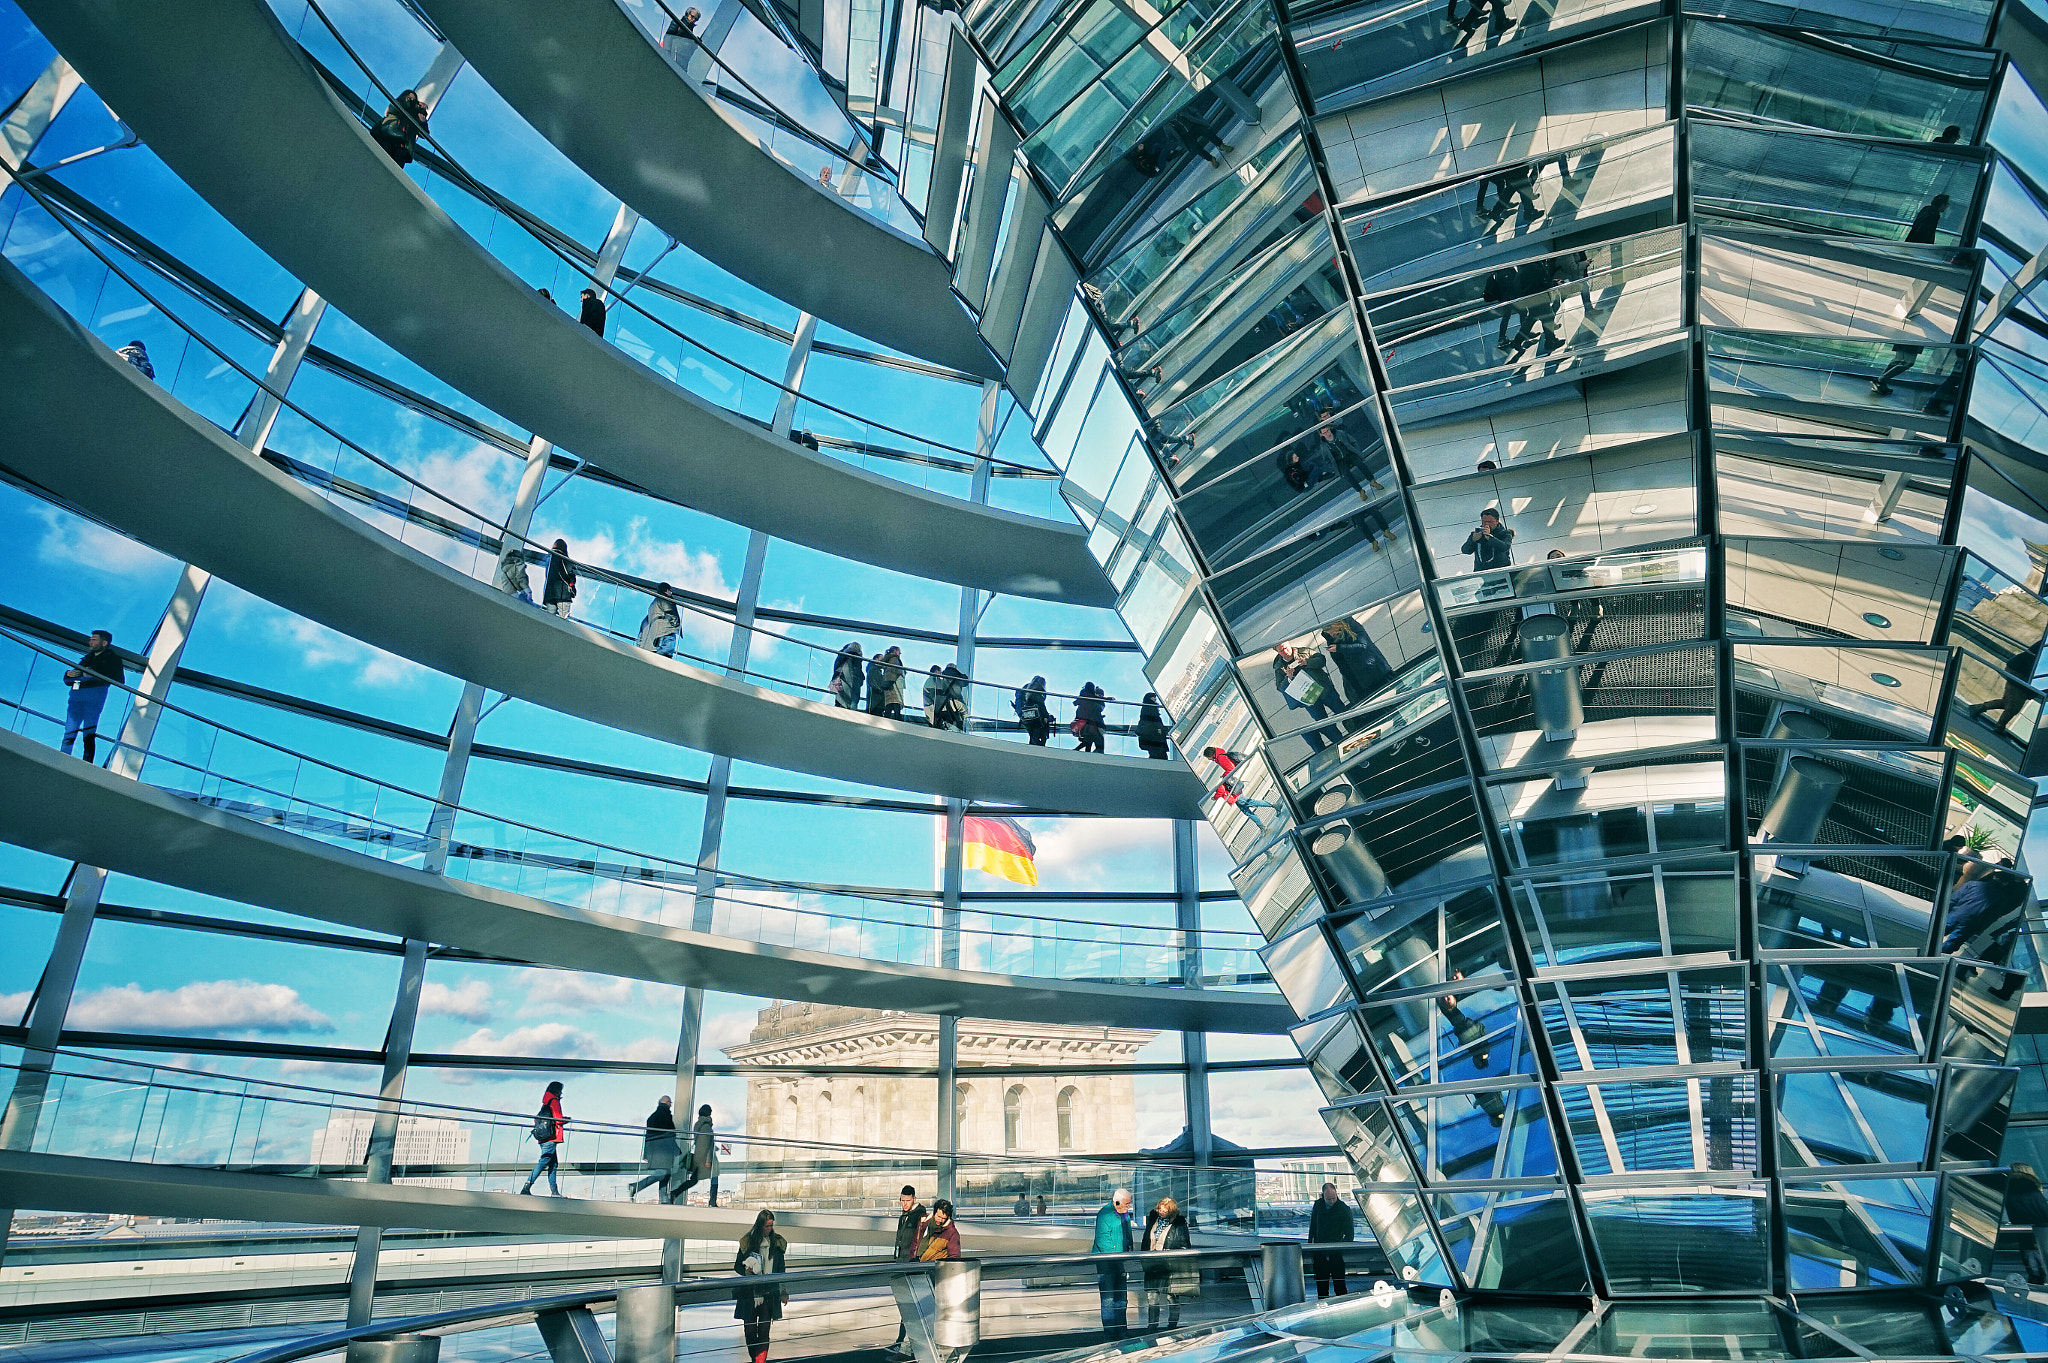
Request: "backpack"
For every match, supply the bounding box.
[531,1106,553,1143]
[1482,267,1516,303]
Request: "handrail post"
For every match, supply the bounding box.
[537,1305,615,1363]
[889,1268,942,1363]
[612,1284,677,1363]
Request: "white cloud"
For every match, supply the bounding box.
[519,971,638,1012]
[209,584,426,690]
[1025,818,1172,890]
[419,979,494,1022]
[701,1009,757,1058]
[0,992,29,1027]
[67,980,333,1034]
[448,1023,672,1066]
[31,505,173,579]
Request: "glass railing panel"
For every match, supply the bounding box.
[1682,19,1995,142]
[1691,121,1982,245]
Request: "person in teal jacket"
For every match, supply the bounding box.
[1093,1188,1135,1337]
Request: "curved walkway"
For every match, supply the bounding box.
[415,0,994,380]
[0,731,1284,1032]
[0,256,1203,818]
[12,0,1110,605]
[0,1151,1085,1250]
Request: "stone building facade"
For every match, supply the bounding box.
[724,1002,1155,1210]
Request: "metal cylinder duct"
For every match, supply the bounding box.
[1261,1242,1306,1309]
[1312,825,1389,903]
[929,1260,983,1351]
[1383,934,1442,1038]
[347,1338,439,1363]
[1768,711,1831,743]
[1760,756,1847,845]
[1313,785,1355,819]
[613,1285,677,1363]
[1517,616,1584,741]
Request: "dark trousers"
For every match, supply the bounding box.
[1098,1263,1129,1330]
[61,685,109,762]
[1311,1250,1349,1298]
[742,1315,772,1360]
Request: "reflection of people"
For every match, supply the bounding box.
[1273,642,1337,749]
[1906,193,1951,244]
[1871,344,1924,397]
[1202,747,1281,827]
[1475,160,1541,230]
[1461,508,1515,570]
[1317,424,1385,497]
[1943,867,2031,953]
[1450,0,1510,45]
[1438,970,1491,1069]
[2007,1163,2048,1284]
[1320,616,1391,707]
[1966,639,2041,736]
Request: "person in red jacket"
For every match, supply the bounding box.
[520,1081,567,1195]
[1202,748,1281,828]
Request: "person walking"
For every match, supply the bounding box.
[579,288,608,338]
[1136,692,1170,759]
[913,1199,961,1260]
[934,662,970,731]
[733,1210,788,1363]
[831,642,865,710]
[1272,642,1336,751]
[629,1095,680,1201]
[543,539,578,618]
[638,583,682,658]
[496,546,534,603]
[886,1185,928,1355]
[1141,1195,1196,1331]
[1460,508,1514,571]
[865,646,900,718]
[1906,193,1950,244]
[59,630,119,764]
[1966,638,2042,736]
[520,1081,567,1195]
[115,340,154,379]
[1074,683,1109,754]
[1015,676,1052,745]
[1307,1182,1355,1298]
[2007,1162,2048,1284]
[679,1103,721,1204]
[922,666,943,726]
[371,89,429,166]
[1093,1187,1136,1337]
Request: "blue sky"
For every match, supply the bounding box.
[0,0,1343,1158]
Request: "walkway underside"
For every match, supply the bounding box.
[0,731,1291,1033]
[413,0,997,380]
[9,0,1110,604]
[0,1151,1087,1250]
[0,256,1207,819]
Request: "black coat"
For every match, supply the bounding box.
[543,552,577,605]
[1136,702,1169,755]
[1308,1196,1355,1244]
[733,1233,788,1319]
[894,1202,928,1259]
[1140,1211,1197,1293]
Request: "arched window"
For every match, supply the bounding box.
[851,1085,870,1145]
[785,1090,800,1140]
[1057,1086,1078,1152]
[1004,1084,1027,1151]
[817,1089,833,1140]
[954,1083,971,1146]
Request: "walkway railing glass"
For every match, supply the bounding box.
[0,627,1267,987]
[3,1048,1297,1233]
[0,185,1179,755]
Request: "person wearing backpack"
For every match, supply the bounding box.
[1015,676,1052,746]
[520,1081,567,1195]
[1136,693,1170,760]
[1074,683,1108,754]
[831,642,865,709]
[935,663,970,731]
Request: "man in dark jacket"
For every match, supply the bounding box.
[1461,508,1514,571]
[579,288,607,338]
[1307,1182,1355,1298]
[888,1185,927,1354]
[60,630,118,763]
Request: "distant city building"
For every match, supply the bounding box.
[725,1001,1154,1210]
[308,1111,472,1184]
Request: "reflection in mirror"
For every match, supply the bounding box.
[1491,756,1730,870]
[1559,1073,1760,1174]
[1699,230,1972,344]
[1401,354,1689,485]
[1684,0,1996,44]
[1940,960,2024,1062]
[1946,551,2048,759]
[1263,919,1355,1020]
[1751,850,1944,953]
[1203,742,1294,861]
[1765,960,1943,1061]
[1782,1177,1939,1288]
[1238,596,1435,739]
[1308,780,1491,908]
[1213,503,1423,653]
[1939,855,2035,963]
[1466,642,1717,773]
[1285,685,1461,807]
[1414,436,1698,573]
[1724,539,1957,644]
[1588,1300,1788,1356]
[1333,885,1510,996]
[1294,1009,1383,1101]
[1085,136,1314,336]
[1344,124,1677,292]
[1534,965,1747,1072]
[1683,20,1995,139]
[1432,1187,1591,1291]
[1231,836,1325,938]
[1733,642,1949,744]
[1934,1171,2008,1282]
[1708,331,1968,441]
[1393,1083,1557,1180]
[1180,400,1396,576]
[1936,1062,2016,1166]
[1690,123,1983,246]
[1324,1097,1417,1184]
[1738,746,1946,851]
[1438,542,1705,626]
[1776,1070,1936,1168]
[1359,972,1535,1088]
[1513,855,1740,967]
[1711,434,1956,544]
[1580,1185,1772,1292]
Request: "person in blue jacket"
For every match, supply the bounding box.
[1093,1188,1135,1337]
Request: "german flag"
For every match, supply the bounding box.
[963,815,1039,886]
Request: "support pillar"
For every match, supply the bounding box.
[1173,821,1213,1169]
